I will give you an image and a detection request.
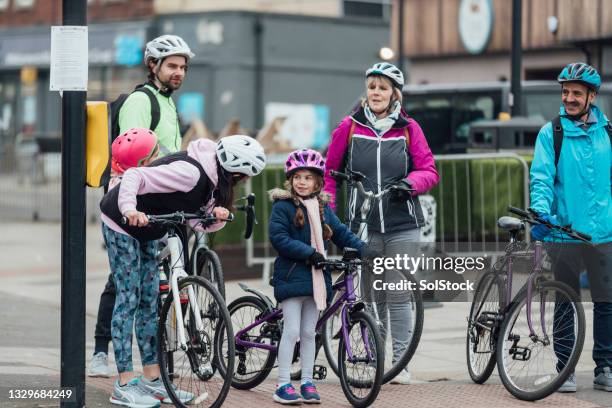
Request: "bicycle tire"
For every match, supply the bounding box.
[196,249,226,299]
[322,272,424,384]
[158,276,234,408]
[338,310,384,408]
[466,271,504,384]
[215,296,277,390]
[496,280,585,401]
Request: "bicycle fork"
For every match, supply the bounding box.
[340,273,375,364]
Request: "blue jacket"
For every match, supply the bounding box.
[268,189,364,303]
[530,105,612,243]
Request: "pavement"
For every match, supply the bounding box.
[0,221,610,407]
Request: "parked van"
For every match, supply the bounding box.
[403,81,612,153]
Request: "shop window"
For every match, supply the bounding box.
[343,0,392,21]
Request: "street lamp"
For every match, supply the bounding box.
[379,46,395,61]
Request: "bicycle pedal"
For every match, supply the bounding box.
[313,365,327,380]
[510,346,531,361]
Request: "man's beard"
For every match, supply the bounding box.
[158,74,182,91]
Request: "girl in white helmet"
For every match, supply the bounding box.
[99,135,266,407]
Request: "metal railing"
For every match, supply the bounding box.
[245,152,530,281]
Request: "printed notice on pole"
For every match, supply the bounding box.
[49,26,88,91]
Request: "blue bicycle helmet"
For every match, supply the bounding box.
[557,62,601,92]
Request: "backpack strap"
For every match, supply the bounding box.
[134,85,161,131]
[552,115,563,168]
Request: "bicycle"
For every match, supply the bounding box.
[216,248,384,408]
[189,193,257,299]
[327,169,424,384]
[143,211,236,408]
[466,206,590,401]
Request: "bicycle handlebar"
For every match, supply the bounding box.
[507,206,591,243]
[329,169,414,198]
[121,211,234,228]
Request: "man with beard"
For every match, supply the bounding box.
[119,34,194,155]
[88,35,195,378]
[530,62,612,393]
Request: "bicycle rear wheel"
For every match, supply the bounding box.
[196,249,225,299]
[215,296,278,390]
[158,276,234,408]
[338,310,384,408]
[466,271,504,384]
[496,280,585,401]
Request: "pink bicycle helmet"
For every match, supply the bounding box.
[284,148,325,178]
[111,128,159,173]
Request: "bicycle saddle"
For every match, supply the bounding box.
[497,216,524,232]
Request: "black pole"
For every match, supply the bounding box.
[254,17,264,130]
[60,0,87,406]
[510,0,522,116]
[397,0,405,74]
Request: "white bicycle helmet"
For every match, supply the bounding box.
[366,62,404,89]
[216,135,266,177]
[144,35,195,64]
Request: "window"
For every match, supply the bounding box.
[0,0,9,11]
[14,0,35,9]
[343,0,392,21]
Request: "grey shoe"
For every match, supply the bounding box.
[136,376,194,404]
[558,373,577,393]
[594,367,612,391]
[110,378,161,408]
[88,352,110,378]
[390,368,411,385]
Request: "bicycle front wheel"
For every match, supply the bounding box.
[338,310,384,408]
[323,272,423,384]
[496,280,585,401]
[466,271,504,384]
[196,249,225,299]
[158,276,234,408]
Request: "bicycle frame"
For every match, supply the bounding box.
[163,230,207,351]
[190,230,209,275]
[235,269,373,363]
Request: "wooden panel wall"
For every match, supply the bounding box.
[557,0,599,41]
[400,0,611,58]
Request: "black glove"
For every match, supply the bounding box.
[308,251,326,268]
[390,179,413,202]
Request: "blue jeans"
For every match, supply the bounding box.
[549,242,612,375]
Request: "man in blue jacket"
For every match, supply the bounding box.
[530,62,612,393]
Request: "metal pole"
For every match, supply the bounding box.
[397,0,405,74]
[60,0,87,406]
[510,0,522,116]
[254,17,264,130]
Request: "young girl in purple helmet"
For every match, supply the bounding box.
[268,148,364,404]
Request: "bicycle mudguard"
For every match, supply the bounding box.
[238,282,275,311]
[86,101,111,188]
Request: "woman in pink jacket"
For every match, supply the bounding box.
[324,62,439,384]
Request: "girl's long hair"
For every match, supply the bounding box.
[285,174,333,241]
[215,159,237,210]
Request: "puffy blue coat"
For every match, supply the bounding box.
[530,105,612,243]
[268,189,364,303]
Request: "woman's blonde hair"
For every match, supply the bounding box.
[362,75,403,115]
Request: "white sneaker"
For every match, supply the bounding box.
[558,373,577,393]
[88,352,110,378]
[390,368,411,384]
[110,379,161,408]
[136,376,194,404]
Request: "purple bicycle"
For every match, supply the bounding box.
[214,248,384,408]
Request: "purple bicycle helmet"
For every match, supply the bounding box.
[284,148,325,178]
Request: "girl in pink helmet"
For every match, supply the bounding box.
[109,128,160,189]
[268,148,364,404]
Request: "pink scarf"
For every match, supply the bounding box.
[299,197,327,311]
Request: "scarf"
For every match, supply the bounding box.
[364,100,401,135]
[299,197,327,311]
